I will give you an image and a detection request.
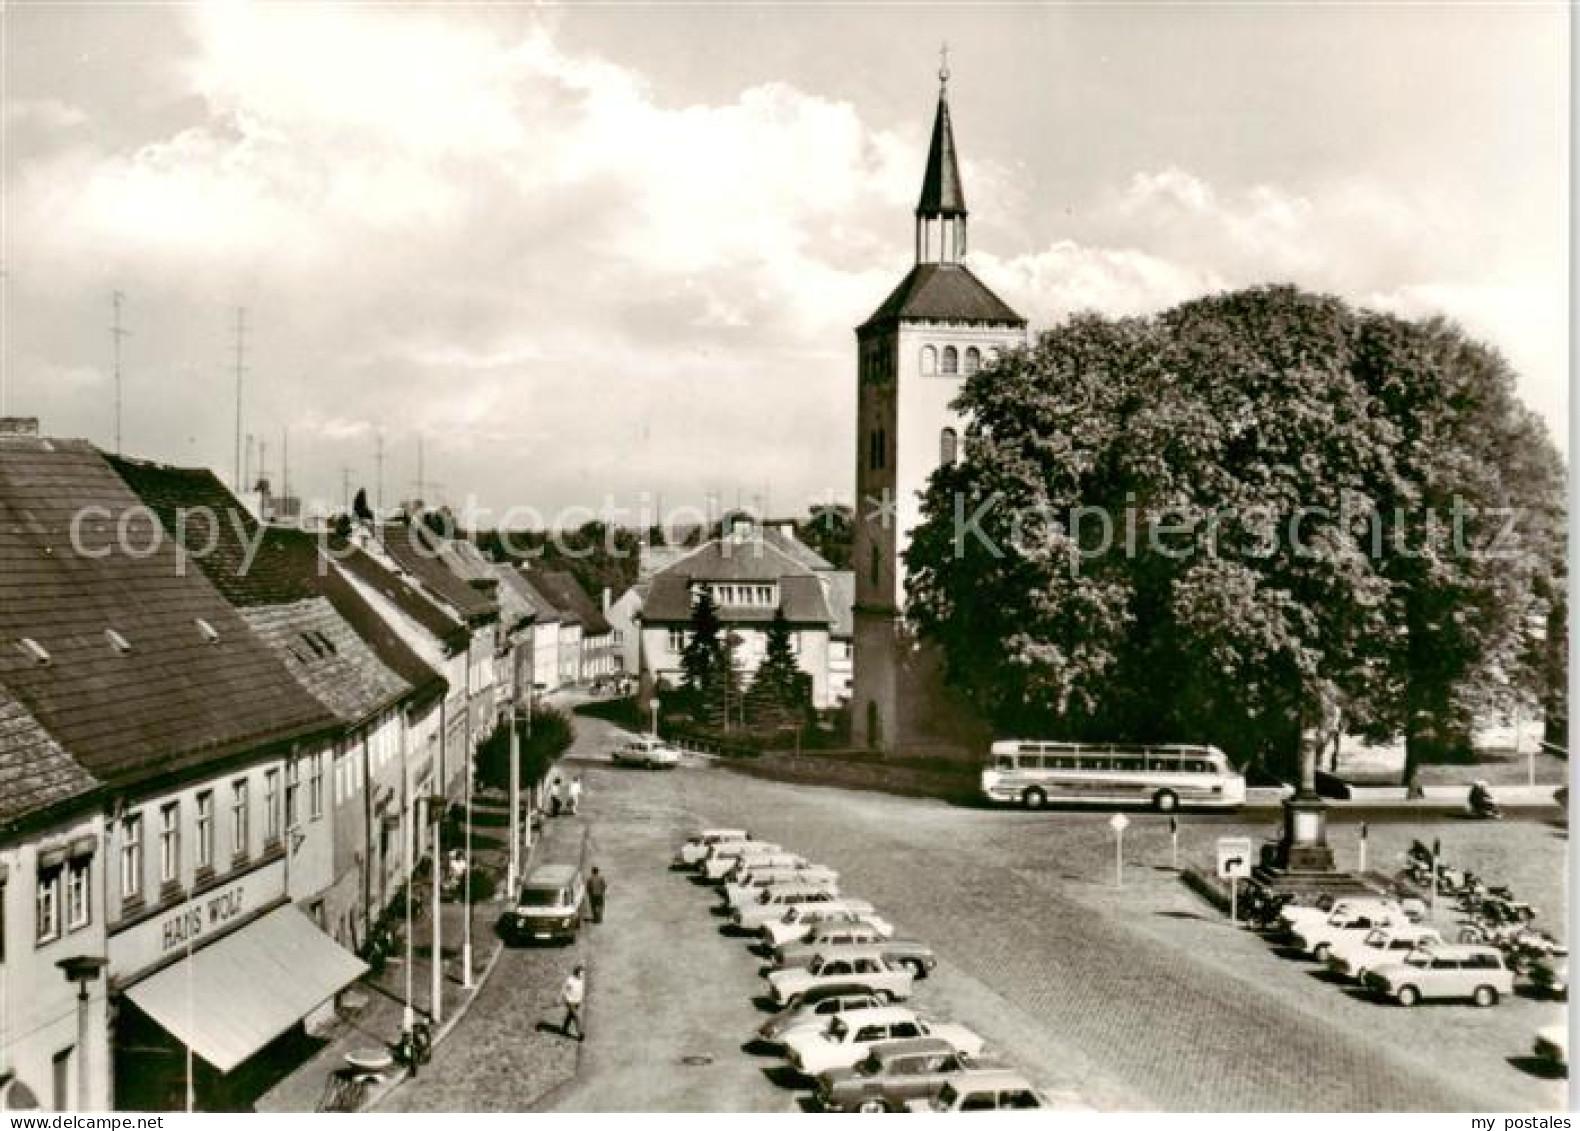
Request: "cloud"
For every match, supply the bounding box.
[1,8,1563,525]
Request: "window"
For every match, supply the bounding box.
[232,779,250,858]
[940,427,958,467]
[285,760,301,830]
[920,344,937,375]
[36,865,61,943]
[868,428,887,472]
[196,791,214,871]
[869,546,880,588]
[963,346,981,375]
[941,346,959,375]
[159,803,180,887]
[120,814,143,902]
[668,628,687,653]
[309,754,324,819]
[66,858,91,931]
[264,769,281,843]
[961,1092,996,1112]
[52,1048,71,1113]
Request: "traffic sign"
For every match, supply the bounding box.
[1108,813,1130,833]
[1216,836,1253,879]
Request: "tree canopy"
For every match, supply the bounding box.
[905,285,1564,781]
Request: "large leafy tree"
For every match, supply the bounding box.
[906,285,1564,782]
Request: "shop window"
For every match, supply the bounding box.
[120,814,143,903]
[941,346,959,375]
[36,864,62,943]
[920,345,938,375]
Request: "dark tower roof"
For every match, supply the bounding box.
[916,89,967,218]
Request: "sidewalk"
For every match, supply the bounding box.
[256,788,524,1113]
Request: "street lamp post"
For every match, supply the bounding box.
[426,792,446,1024]
[56,956,107,1112]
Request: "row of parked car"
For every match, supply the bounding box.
[674,829,1076,1112]
[1268,891,1567,1073]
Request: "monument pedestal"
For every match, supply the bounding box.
[1278,791,1336,872]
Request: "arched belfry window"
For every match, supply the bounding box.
[920,345,938,375]
[940,427,959,467]
[941,346,959,375]
[963,347,981,376]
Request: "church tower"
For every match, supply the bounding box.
[852,60,1027,753]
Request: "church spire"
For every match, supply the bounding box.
[915,46,967,265]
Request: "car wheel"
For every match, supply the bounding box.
[1022,787,1048,810]
[857,1100,888,1113]
[1472,985,1499,1007]
[1395,985,1420,1007]
[1312,943,1331,963]
[1153,790,1180,813]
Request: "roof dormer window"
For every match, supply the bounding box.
[195,618,221,644]
[17,637,50,666]
[105,628,132,655]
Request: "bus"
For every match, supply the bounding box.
[980,740,1246,812]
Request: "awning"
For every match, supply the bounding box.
[124,904,367,1074]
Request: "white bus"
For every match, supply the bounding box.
[981,740,1246,812]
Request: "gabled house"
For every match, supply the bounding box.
[524,568,616,685]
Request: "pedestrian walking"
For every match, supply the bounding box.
[587,867,608,923]
[567,775,583,815]
[561,965,586,1041]
[549,774,564,817]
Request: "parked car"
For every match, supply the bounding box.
[733,885,843,930]
[501,863,585,945]
[759,903,888,947]
[757,989,889,1048]
[1533,1024,1568,1071]
[701,840,785,881]
[815,1037,997,1112]
[904,1069,1049,1112]
[1325,925,1446,982]
[775,929,937,979]
[768,948,916,1007]
[674,829,750,868]
[783,1007,985,1077]
[1531,955,1569,1000]
[1292,905,1405,962]
[1279,897,1408,938]
[725,868,839,909]
[611,734,681,769]
[719,852,809,883]
[1363,945,1515,1006]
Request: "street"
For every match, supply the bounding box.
[409,713,1567,1113]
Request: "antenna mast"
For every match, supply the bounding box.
[111,291,130,453]
[232,307,248,490]
[374,429,385,517]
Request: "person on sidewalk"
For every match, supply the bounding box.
[561,965,586,1042]
[549,774,564,817]
[567,776,583,815]
[587,867,608,923]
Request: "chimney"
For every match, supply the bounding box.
[0,417,40,436]
[602,586,612,614]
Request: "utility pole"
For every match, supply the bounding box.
[232,307,248,491]
[111,291,130,453]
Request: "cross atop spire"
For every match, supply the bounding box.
[915,53,968,268]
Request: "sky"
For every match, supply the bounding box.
[1,2,1568,527]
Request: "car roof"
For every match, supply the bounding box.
[947,1069,1037,1088]
[867,1037,957,1060]
[832,1005,917,1026]
[525,863,580,886]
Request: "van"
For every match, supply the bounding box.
[503,863,586,945]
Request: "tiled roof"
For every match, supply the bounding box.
[525,568,611,636]
[508,567,562,624]
[0,687,99,830]
[239,598,411,725]
[861,263,1024,330]
[488,563,546,631]
[638,544,691,582]
[640,573,833,627]
[378,523,498,622]
[821,570,855,638]
[761,526,834,571]
[333,547,469,652]
[109,457,444,714]
[0,440,338,789]
[650,537,811,583]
